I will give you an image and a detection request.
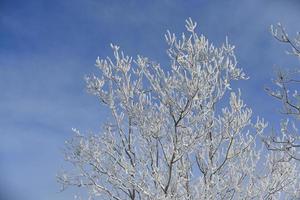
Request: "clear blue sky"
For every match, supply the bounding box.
[1,0,300,199]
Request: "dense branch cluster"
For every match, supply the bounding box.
[58,19,300,199]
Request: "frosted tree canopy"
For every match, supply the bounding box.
[58,19,300,200]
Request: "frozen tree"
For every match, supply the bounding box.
[58,19,300,199]
[265,23,300,162]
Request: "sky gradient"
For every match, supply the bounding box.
[1,0,300,199]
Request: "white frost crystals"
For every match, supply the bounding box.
[58,19,300,199]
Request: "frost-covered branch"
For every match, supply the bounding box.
[265,24,300,166]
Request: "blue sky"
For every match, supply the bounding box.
[1,0,300,199]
